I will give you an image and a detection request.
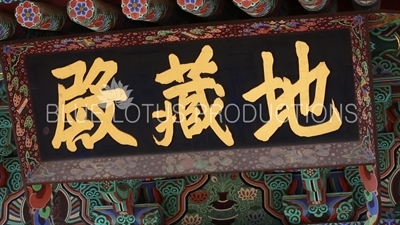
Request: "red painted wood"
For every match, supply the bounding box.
[382,0,400,10]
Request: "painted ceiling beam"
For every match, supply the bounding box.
[121,0,199,25]
[352,0,381,10]
[67,0,124,32]
[297,0,338,13]
[232,0,288,17]
[14,1,69,31]
[0,0,21,4]
[176,0,248,21]
[0,10,57,41]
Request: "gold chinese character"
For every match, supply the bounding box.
[51,57,138,152]
[153,45,234,147]
[242,41,342,142]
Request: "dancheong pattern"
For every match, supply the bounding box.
[0,8,400,225]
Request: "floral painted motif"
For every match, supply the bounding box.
[15,1,41,29]
[37,18,53,30]
[233,0,260,9]
[181,214,202,225]
[189,190,208,204]
[306,168,315,176]
[68,0,94,22]
[233,0,280,17]
[238,187,258,201]
[142,210,161,224]
[163,151,234,173]
[177,0,219,17]
[67,0,118,32]
[245,209,267,224]
[15,1,66,31]
[121,0,148,20]
[177,0,204,11]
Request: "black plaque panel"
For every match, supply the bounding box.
[26,29,358,162]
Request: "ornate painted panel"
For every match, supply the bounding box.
[1,13,378,187]
[368,11,400,225]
